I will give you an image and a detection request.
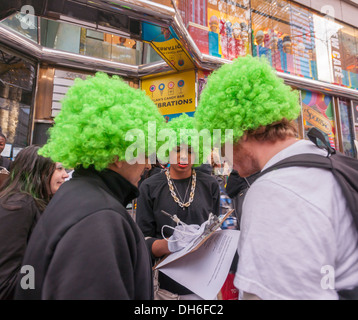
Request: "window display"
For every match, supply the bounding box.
[252,0,317,79]
[0,48,35,150]
[339,26,358,89]
[180,0,250,60]
[301,90,337,149]
[339,99,356,158]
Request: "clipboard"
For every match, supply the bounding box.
[154,209,235,270]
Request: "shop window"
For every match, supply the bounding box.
[142,43,165,64]
[0,48,36,153]
[0,11,38,43]
[339,26,358,89]
[252,0,318,80]
[301,90,337,150]
[180,0,250,60]
[40,18,145,65]
[339,99,356,158]
[353,101,358,155]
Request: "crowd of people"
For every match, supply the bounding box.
[0,55,357,300]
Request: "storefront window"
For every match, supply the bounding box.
[339,25,358,89]
[252,0,318,79]
[142,42,165,64]
[40,18,144,65]
[0,48,36,152]
[301,90,337,149]
[0,12,38,43]
[339,99,356,158]
[178,0,250,60]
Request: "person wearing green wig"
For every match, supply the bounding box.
[15,72,166,300]
[136,113,221,300]
[195,56,358,300]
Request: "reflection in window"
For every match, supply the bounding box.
[142,43,164,64]
[252,0,318,80]
[40,18,146,65]
[0,49,35,149]
[0,12,38,42]
[339,99,356,158]
[340,26,358,89]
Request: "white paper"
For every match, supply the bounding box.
[157,229,240,300]
[1,143,11,157]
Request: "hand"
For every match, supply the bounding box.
[167,221,210,253]
[167,224,200,253]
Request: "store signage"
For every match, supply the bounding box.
[142,70,196,116]
[303,105,333,134]
[51,69,91,117]
[142,23,194,71]
[331,32,344,80]
[353,100,358,125]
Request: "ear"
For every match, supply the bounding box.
[108,158,124,172]
[241,133,248,142]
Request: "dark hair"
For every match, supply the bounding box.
[0,132,6,140]
[0,145,56,211]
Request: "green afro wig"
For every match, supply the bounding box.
[195,55,301,143]
[157,113,211,165]
[39,72,165,171]
[167,113,195,148]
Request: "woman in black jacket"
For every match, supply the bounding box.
[0,145,68,300]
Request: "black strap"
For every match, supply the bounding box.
[307,127,335,155]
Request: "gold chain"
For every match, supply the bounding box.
[165,169,196,209]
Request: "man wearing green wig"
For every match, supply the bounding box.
[15,73,165,300]
[136,113,220,299]
[195,56,358,300]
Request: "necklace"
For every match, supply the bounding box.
[172,176,191,204]
[165,169,196,209]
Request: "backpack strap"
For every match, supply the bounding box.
[307,127,335,156]
[260,153,332,177]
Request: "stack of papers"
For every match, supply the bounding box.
[155,211,240,300]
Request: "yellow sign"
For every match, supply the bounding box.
[142,70,196,116]
[151,38,195,71]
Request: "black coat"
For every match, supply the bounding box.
[0,194,41,300]
[15,167,153,300]
[0,156,11,171]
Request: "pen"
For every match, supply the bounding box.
[161,210,186,225]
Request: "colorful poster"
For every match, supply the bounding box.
[339,100,356,158]
[142,22,194,71]
[353,100,358,125]
[301,90,336,148]
[142,70,196,116]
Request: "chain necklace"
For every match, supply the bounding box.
[165,169,196,209]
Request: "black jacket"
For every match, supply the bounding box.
[15,167,153,300]
[0,156,11,171]
[0,194,41,300]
